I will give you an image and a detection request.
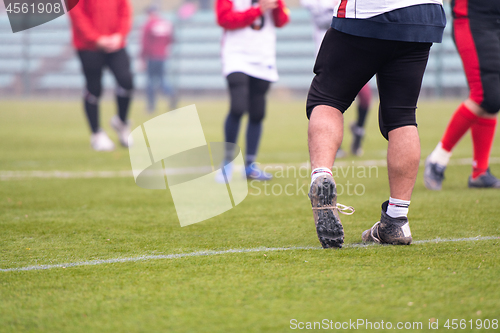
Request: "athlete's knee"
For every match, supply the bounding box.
[482,95,500,114]
[249,112,265,123]
[226,110,242,119]
[84,89,101,105]
[116,85,133,98]
[117,74,134,92]
[248,97,267,122]
[229,98,247,117]
[116,70,134,97]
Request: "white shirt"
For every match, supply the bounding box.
[332,0,443,19]
[221,0,279,82]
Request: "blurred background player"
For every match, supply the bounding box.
[424,0,500,190]
[299,0,332,52]
[69,0,134,151]
[216,0,290,180]
[301,0,372,157]
[141,5,177,113]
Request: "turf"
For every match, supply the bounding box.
[1,98,499,332]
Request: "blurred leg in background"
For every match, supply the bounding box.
[425,17,500,190]
[146,59,162,113]
[160,60,178,110]
[77,48,134,151]
[350,82,372,156]
[106,48,134,148]
[223,72,272,181]
[78,50,116,151]
[78,50,105,135]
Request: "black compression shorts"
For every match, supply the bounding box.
[306,28,432,140]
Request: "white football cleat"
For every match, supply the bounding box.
[90,130,115,152]
[111,115,133,147]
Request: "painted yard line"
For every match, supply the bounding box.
[1,158,500,181]
[1,236,497,273]
[0,170,133,180]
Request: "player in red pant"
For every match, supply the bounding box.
[424,0,500,189]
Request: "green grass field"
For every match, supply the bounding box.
[1,98,499,332]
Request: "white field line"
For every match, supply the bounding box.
[1,158,500,181]
[1,236,498,273]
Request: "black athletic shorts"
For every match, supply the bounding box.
[306,28,432,139]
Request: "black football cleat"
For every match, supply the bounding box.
[362,201,412,245]
[468,169,500,188]
[309,175,355,248]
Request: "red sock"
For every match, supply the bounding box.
[441,103,479,152]
[471,117,497,178]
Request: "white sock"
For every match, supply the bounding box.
[386,197,410,218]
[428,142,452,166]
[310,167,332,186]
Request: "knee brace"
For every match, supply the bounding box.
[116,86,133,98]
[84,90,100,105]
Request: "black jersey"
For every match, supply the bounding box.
[451,0,500,20]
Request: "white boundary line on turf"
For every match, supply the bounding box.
[1,236,498,273]
[1,157,500,181]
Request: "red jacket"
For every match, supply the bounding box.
[69,0,132,50]
[216,0,290,30]
[140,15,175,60]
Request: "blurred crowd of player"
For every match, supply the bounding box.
[67,0,373,160]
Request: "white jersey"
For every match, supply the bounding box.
[332,0,443,19]
[221,0,279,82]
[330,0,446,42]
[300,0,335,53]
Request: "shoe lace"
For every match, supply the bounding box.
[336,203,355,215]
[312,203,355,215]
[370,221,382,244]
